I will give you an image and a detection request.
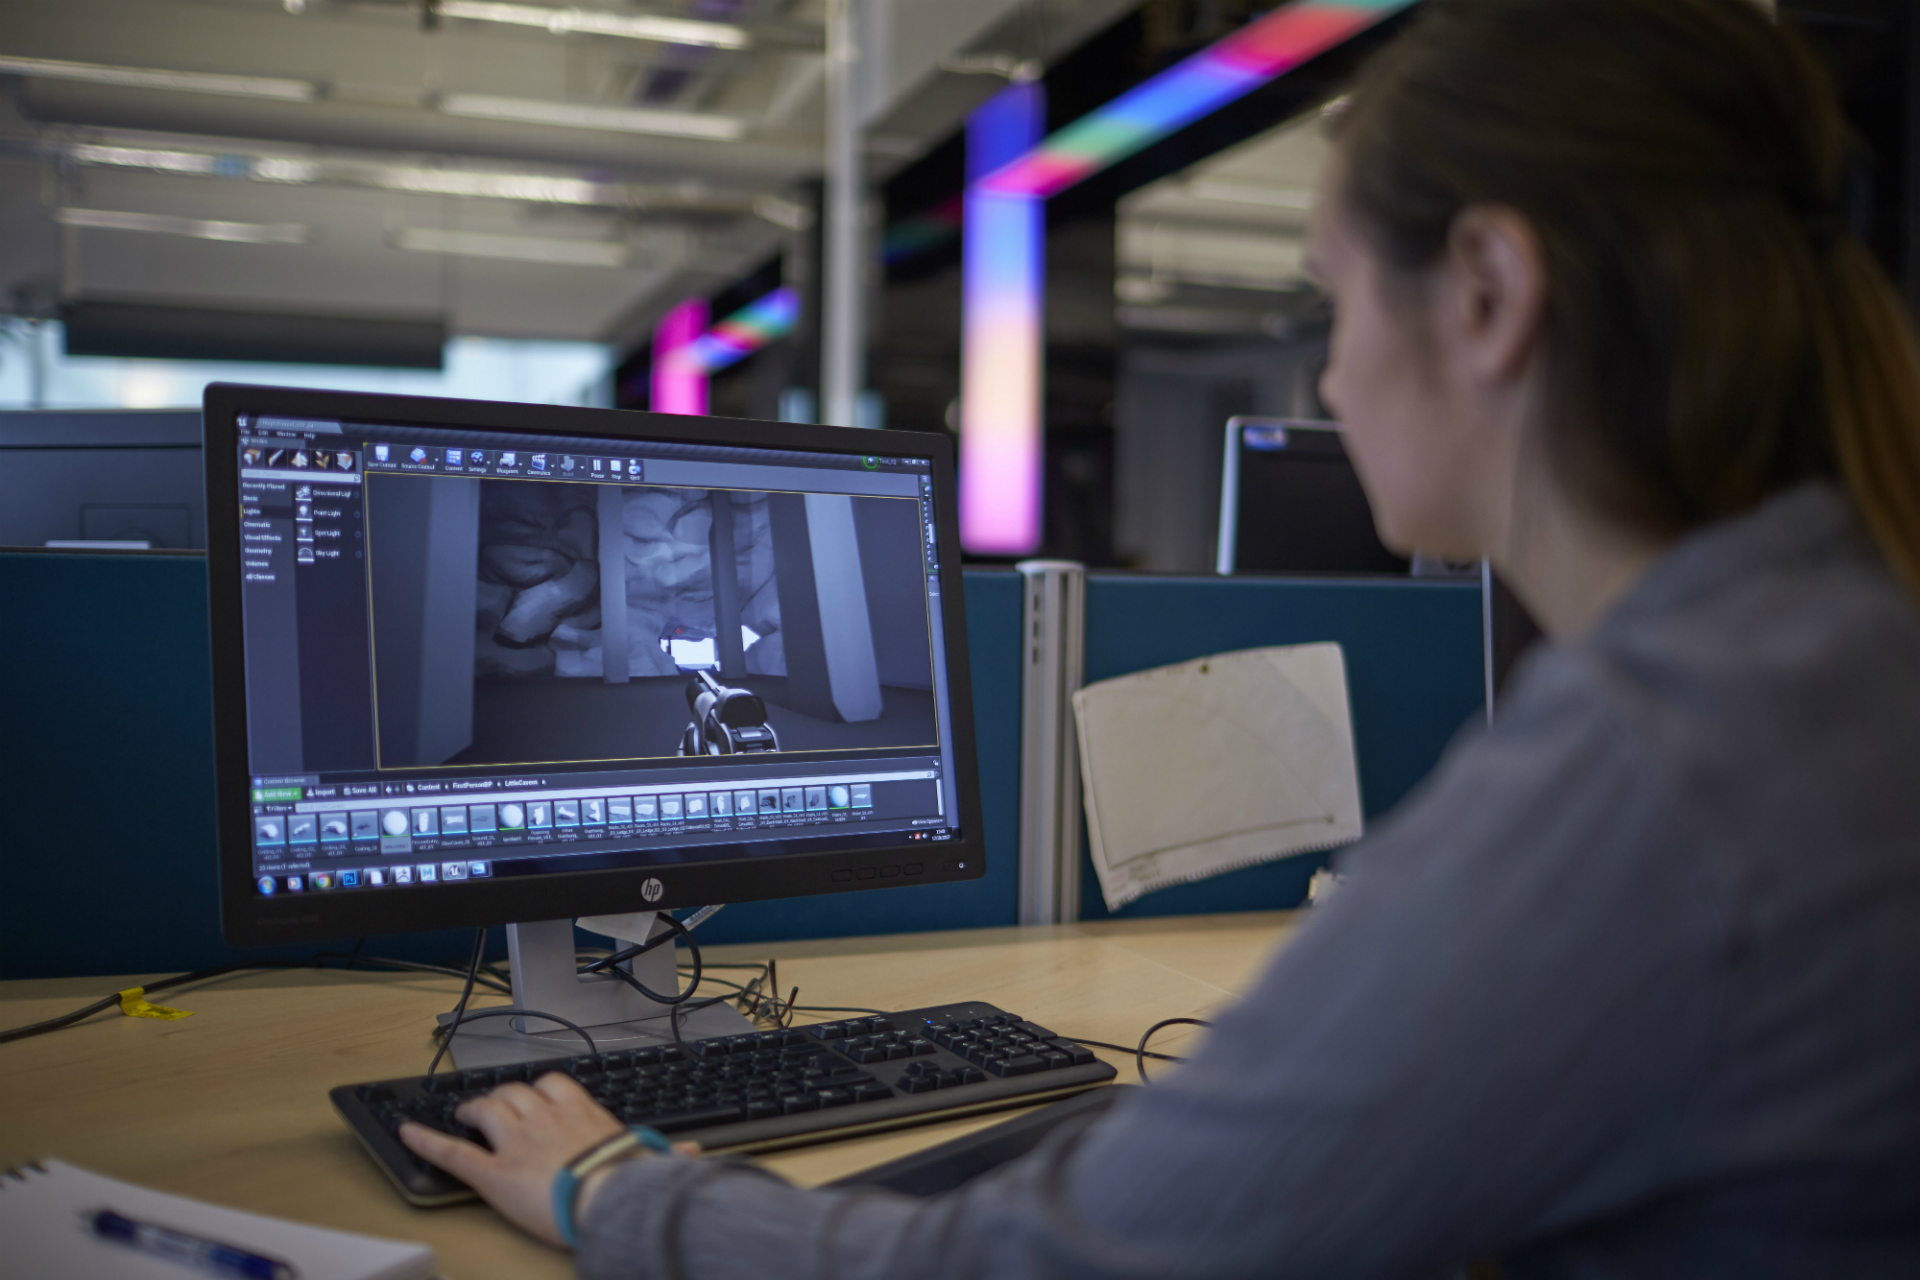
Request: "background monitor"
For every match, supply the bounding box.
[0,409,205,549]
[1215,417,1410,577]
[204,385,982,1060]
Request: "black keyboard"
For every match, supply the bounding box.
[333,1001,1117,1205]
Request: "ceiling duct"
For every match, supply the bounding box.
[62,299,447,368]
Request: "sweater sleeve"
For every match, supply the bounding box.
[577,655,1730,1280]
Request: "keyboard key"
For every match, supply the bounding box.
[780,1095,820,1114]
[903,1076,939,1093]
[651,1104,745,1133]
[990,1055,1045,1077]
[1048,1041,1097,1066]
[852,1082,892,1102]
[816,1088,854,1108]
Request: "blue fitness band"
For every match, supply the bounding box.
[552,1125,672,1249]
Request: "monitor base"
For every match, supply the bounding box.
[435,1000,754,1070]
[436,913,754,1070]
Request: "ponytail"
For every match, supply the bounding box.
[1333,0,1920,599]
[1818,241,1920,597]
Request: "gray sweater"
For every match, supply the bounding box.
[579,483,1920,1279]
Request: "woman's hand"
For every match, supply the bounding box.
[399,1072,630,1247]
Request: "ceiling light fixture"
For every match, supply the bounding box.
[439,93,745,140]
[435,1,749,49]
[68,143,221,176]
[0,55,318,101]
[391,227,631,266]
[55,207,313,244]
[1184,179,1315,210]
[61,136,799,222]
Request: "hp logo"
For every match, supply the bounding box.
[641,877,664,903]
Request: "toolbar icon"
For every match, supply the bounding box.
[500,451,517,467]
[531,454,548,473]
[375,445,391,463]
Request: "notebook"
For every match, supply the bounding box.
[0,1159,436,1280]
[1073,642,1365,911]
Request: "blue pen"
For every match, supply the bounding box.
[87,1208,298,1280]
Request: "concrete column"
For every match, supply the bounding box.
[767,492,882,722]
[708,490,746,679]
[806,492,883,722]
[822,0,866,427]
[598,484,629,683]
[414,477,480,764]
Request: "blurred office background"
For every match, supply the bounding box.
[2,0,1913,568]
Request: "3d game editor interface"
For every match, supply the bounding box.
[234,411,963,898]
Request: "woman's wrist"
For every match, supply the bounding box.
[572,1159,630,1227]
[553,1126,671,1248]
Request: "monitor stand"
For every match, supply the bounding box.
[436,911,755,1070]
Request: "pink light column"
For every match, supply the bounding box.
[650,297,710,416]
[959,82,1047,556]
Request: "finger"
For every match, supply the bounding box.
[455,1087,539,1134]
[483,1081,549,1119]
[671,1141,701,1157]
[532,1071,595,1106]
[399,1120,495,1181]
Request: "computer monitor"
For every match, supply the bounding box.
[203,384,982,1066]
[1215,417,1410,576]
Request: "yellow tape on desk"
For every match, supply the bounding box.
[117,988,193,1021]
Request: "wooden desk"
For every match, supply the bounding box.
[0,913,1299,1279]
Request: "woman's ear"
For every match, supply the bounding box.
[1438,205,1549,389]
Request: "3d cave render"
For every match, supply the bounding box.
[364,474,938,770]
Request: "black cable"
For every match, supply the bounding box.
[311,952,512,993]
[578,915,701,1006]
[427,1007,600,1075]
[1057,1036,1184,1064]
[425,929,489,1077]
[0,958,316,1046]
[1135,1017,1212,1085]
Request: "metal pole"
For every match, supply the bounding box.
[822,0,865,428]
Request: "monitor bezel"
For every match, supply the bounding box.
[204,383,986,947]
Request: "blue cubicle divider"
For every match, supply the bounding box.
[0,554,1477,980]
[0,553,1024,979]
[1075,574,1485,921]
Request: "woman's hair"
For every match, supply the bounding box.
[1331,0,1920,593]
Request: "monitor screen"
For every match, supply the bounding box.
[1217,418,1409,577]
[205,386,981,945]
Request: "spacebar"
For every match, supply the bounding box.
[644,1105,746,1133]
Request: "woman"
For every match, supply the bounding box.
[402,0,1920,1273]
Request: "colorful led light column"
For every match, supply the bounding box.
[980,0,1416,199]
[650,297,710,415]
[955,0,1415,553]
[959,81,1047,556]
[681,286,801,373]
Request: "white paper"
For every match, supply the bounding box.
[0,1159,436,1280]
[1073,643,1364,911]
